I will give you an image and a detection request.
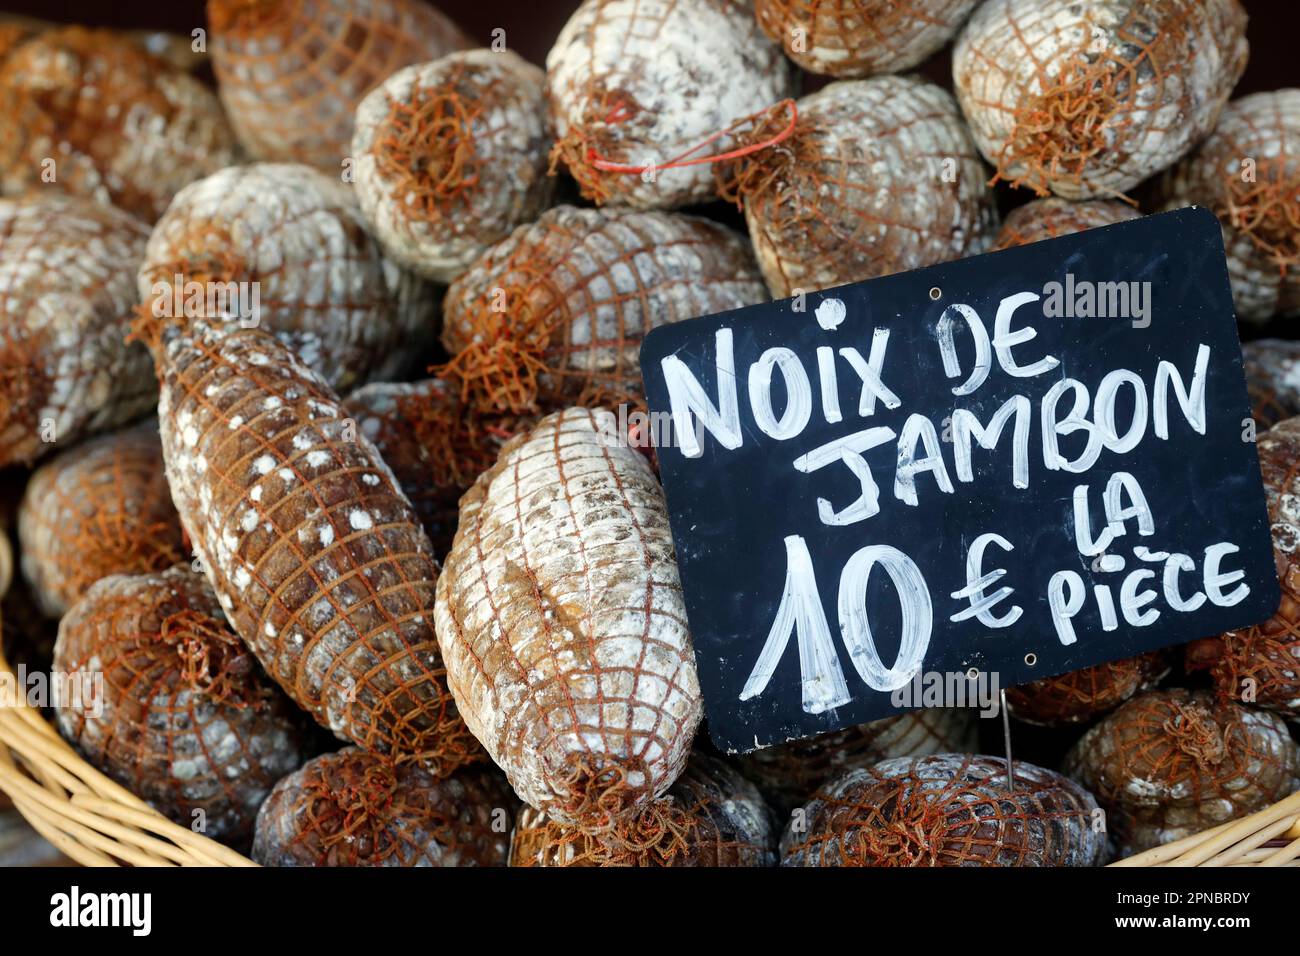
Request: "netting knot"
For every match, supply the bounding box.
[551,754,652,834]
[604,798,699,865]
[993,48,1136,198]
[131,226,253,357]
[372,84,482,228]
[715,100,805,210]
[1162,700,1227,767]
[1219,157,1300,275]
[318,761,400,861]
[160,608,253,706]
[436,290,556,414]
[846,783,950,866]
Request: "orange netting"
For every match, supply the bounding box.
[438,205,765,415]
[991,197,1141,250]
[953,0,1248,200]
[0,335,45,468]
[0,26,237,221]
[353,50,553,284]
[207,0,470,170]
[0,22,33,65]
[1222,159,1300,275]
[992,48,1140,199]
[54,565,310,844]
[781,754,1106,867]
[0,17,210,74]
[753,0,979,77]
[1184,416,1300,720]
[0,194,155,469]
[1064,689,1300,856]
[373,82,482,223]
[511,754,775,866]
[546,0,793,208]
[717,75,997,298]
[1158,90,1300,319]
[736,709,978,816]
[579,99,800,178]
[342,379,535,557]
[1243,341,1300,429]
[434,408,702,831]
[252,748,514,866]
[137,163,435,392]
[1005,652,1170,726]
[17,424,185,618]
[150,316,481,774]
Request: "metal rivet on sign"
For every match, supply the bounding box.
[1024,653,1038,666]
[966,666,979,680]
[929,287,942,301]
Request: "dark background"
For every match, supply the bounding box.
[3,0,1295,95]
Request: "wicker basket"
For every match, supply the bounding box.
[2,527,1296,867]
[0,530,252,866]
[1110,790,1300,867]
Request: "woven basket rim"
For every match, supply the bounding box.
[1109,788,1300,867]
[0,531,253,866]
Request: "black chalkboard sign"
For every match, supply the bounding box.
[640,206,1279,754]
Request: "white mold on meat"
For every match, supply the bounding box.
[352,49,553,284]
[434,407,702,828]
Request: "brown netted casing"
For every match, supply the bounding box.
[1065,690,1299,855]
[342,379,534,557]
[1183,417,1300,720]
[511,754,775,867]
[353,49,553,284]
[207,0,470,171]
[137,163,434,392]
[953,0,1249,200]
[440,205,766,415]
[1243,340,1300,430]
[143,315,480,773]
[0,21,35,67]
[0,18,206,73]
[547,0,794,208]
[1005,652,1170,726]
[0,27,238,221]
[253,748,515,866]
[781,754,1106,867]
[992,197,1142,250]
[18,424,185,618]
[1157,90,1300,320]
[736,709,979,817]
[434,408,703,831]
[719,76,997,298]
[54,565,310,843]
[754,0,980,77]
[0,194,154,469]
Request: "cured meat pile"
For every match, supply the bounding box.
[0,0,1294,870]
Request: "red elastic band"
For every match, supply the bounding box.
[586,98,798,174]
